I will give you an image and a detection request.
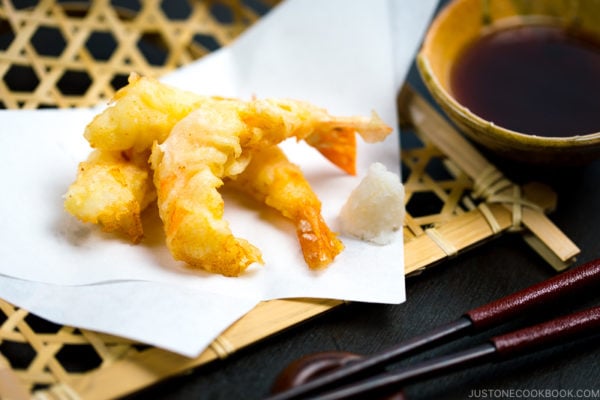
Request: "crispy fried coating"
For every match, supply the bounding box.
[64,149,155,243]
[229,145,344,269]
[152,97,390,276]
[65,74,393,276]
[238,99,392,174]
[84,73,206,152]
[76,75,384,241]
[66,74,205,242]
[151,100,263,276]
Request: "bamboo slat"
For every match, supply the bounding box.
[64,299,343,400]
[404,203,513,274]
[398,86,580,271]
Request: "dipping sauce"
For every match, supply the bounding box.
[450,24,600,137]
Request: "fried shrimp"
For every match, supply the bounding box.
[238,98,392,175]
[66,75,206,241]
[84,73,206,152]
[151,97,391,276]
[64,149,155,243]
[228,145,344,269]
[69,75,370,248]
[151,99,263,276]
[65,74,394,276]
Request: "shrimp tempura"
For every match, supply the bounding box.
[64,149,155,242]
[151,97,391,276]
[228,145,344,269]
[65,74,393,276]
[84,73,206,152]
[151,100,263,276]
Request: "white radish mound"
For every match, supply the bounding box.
[339,162,405,245]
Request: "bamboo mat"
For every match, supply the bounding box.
[0,1,579,398]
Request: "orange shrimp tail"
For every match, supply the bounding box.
[305,127,357,176]
[296,208,344,270]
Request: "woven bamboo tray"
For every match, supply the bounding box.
[0,1,580,399]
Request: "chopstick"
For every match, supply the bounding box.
[267,258,600,400]
[308,305,600,400]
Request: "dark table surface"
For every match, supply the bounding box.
[125,4,600,400]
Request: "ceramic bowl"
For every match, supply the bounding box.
[417,0,600,164]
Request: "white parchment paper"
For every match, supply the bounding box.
[0,0,438,357]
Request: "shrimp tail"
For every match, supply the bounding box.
[228,145,344,270]
[238,99,392,176]
[305,111,392,176]
[304,126,357,176]
[295,207,344,270]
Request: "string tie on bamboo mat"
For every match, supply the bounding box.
[472,165,542,232]
[476,203,502,234]
[425,228,458,258]
[473,165,512,199]
[209,335,236,359]
[35,383,80,400]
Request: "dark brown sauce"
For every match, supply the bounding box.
[450,24,600,137]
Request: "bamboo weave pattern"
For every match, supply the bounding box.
[0,1,576,398]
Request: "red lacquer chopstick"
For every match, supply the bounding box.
[268,258,600,400]
[311,305,600,400]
